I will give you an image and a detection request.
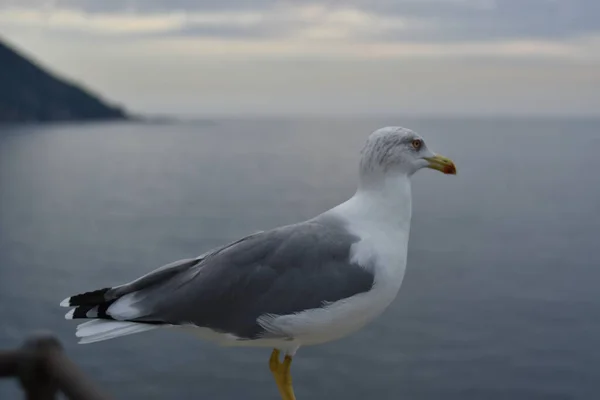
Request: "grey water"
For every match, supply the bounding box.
[0,118,599,399]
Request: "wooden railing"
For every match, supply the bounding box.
[0,332,111,399]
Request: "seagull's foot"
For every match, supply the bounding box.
[269,349,296,400]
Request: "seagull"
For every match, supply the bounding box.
[60,126,456,400]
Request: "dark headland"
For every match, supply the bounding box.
[0,37,128,123]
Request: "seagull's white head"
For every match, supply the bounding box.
[359,127,456,181]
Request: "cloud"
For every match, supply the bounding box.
[0,4,427,39]
[0,8,264,35]
[1,3,598,60]
[2,0,600,42]
[1,0,599,116]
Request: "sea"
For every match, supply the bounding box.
[0,117,599,399]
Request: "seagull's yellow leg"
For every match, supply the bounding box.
[269,349,296,400]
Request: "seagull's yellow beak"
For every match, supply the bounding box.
[424,154,457,175]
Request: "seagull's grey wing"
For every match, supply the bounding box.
[106,217,374,339]
[61,231,263,310]
[108,232,264,298]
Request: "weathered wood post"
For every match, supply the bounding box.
[0,332,112,400]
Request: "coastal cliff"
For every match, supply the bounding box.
[0,38,127,123]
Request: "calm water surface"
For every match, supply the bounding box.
[1,118,599,399]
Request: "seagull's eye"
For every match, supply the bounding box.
[411,139,422,150]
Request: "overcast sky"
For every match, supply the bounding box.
[1,0,599,116]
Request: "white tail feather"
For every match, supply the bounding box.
[75,320,160,344]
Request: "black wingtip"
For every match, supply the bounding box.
[64,288,111,307]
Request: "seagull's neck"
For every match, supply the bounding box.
[334,173,413,231]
